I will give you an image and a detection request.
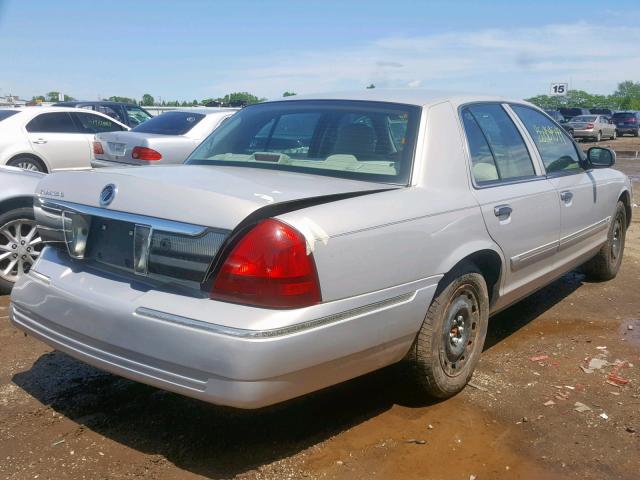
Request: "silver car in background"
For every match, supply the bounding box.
[10,91,632,409]
[91,108,237,167]
[568,114,616,141]
[0,166,43,293]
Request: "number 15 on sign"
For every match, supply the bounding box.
[550,83,568,96]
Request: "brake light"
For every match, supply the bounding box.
[211,219,321,308]
[586,123,594,129]
[629,117,637,123]
[131,146,162,161]
[92,141,104,155]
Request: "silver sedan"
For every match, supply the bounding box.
[91,108,237,167]
[568,114,616,141]
[10,91,632,408]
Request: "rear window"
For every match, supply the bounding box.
[559,108,585,117]
[612,112,637,120]
[572,115,597,122]
[132,111,205,135]
[186,100,421,185]
[0,110,19,121]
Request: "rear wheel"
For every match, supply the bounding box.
[7,156,46,172]
[408,269,489,398]
[0,208,43,294]
[582,201,626,281]
[595,131,602,142]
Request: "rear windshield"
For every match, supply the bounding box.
[572,115,597,122]
[132,111,205,135]
[186,100,421,184]
[612,112,637,120]
[559,108,584,117]
[0,110,19,121]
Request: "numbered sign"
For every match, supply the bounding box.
[550,83,568,96]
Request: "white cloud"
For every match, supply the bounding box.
[206,21,640,99]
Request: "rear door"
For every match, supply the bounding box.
[25,112,91,170]
[510,105,614,266]
[461,103,561,305]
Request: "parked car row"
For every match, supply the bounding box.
[545,108,640,140]
[2,90,632,410]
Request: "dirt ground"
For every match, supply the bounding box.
[1,143,639,479]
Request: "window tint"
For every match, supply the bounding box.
[132,111,205,135]
[511,105,581,174]
[0,110,19,122]
[187,100,420,184]
[26,112,79,133]
[124,105,152,127]
[463,104,535,184]
[461,109,499,183]
[73,112,125,133]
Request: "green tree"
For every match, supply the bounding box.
[283,91,296,97]
[45,91,74,102]
[192,99,198,106]
[31,95,45,103]
[141,94,155,106]
[107,95,137,104]
[366,83,376,89]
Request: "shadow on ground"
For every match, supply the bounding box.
[12,272,584,478]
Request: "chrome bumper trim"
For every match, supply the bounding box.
[135,292,416,339]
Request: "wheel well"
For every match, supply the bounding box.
[619,191,632,227]
[446,250,502,305]
[7,153,48,173]
[0,196,34,217]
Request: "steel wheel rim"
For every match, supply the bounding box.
[0,219,43,283]
[16,161,39,171]
[611,215,623,261]
[440,285,480,377]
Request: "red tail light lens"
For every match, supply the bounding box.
[211,219,321,308]
[586,123,594,129]
[92,141,104,155]
[629,117,637,123]
[131,146,162,161]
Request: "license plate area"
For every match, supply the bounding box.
[86,218,136,270]
[108,142,126,156]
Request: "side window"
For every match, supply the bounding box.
[73,112,125,133]
[511,105,580,174]
[26,112,79,133]
[462,104,536,184]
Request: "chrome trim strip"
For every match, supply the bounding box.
[510,240,558,271]
[37,198,208,236]
[29,270,51,285]
[559,217,610,250]
[135,292,416,339]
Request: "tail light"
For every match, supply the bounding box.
[131,146,162,161]
[629,117,637,123]
[92,141,104,155]
[211,219,321,308]
[586,123,594,129]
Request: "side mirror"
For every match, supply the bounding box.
[585,147,615,168]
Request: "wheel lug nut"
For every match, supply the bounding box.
[12,244,17,249]
[20,240,25,245]
[27,247,31,252]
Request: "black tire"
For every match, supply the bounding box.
[582,201,627,282]
[0,207,42,295]
[611,130,617,140]
[7,156,46,173]
[408,268,489,399]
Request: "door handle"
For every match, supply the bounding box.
[32,138,47,144]
[560,191,573,203]
[494,204,512,218]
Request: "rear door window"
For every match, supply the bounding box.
[73,112,126,133]
[462,104,536,184]
[132,111,205,135]
[26,112,80,133]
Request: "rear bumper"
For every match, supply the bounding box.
[10,248,439,408]
[91,158,135,168]
[616,126,638,134]
[572,129,596,138]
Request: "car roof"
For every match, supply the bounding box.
[53,100,140,107]
[272,89,519,108]
[158,107,239,116]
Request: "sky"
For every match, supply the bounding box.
[1,0,640,102]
